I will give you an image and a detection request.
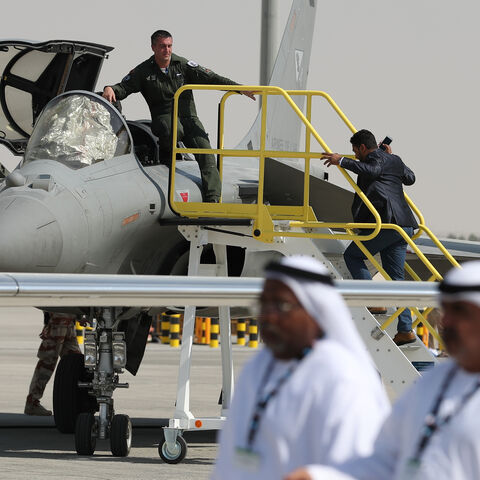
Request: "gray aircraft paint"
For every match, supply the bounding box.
[0,0,323,284]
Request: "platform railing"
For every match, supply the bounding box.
[168,85,460,347]
[169,85,382,243]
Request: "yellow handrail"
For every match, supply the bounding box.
[168,84,459,345]
[170,85,382,243]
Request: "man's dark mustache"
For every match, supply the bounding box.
[442,326,459,345]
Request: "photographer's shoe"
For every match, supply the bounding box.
[368,307,388,315]
[393,331,417,346]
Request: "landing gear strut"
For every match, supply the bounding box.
[75,307,131,456]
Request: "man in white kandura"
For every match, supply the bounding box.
[286,260,480,480]
[211,255,390,480]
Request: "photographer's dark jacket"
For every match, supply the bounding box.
[341,149,418,228]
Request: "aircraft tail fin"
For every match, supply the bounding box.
[236,0,317,151]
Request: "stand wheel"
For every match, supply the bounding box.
[110,414,132,457]
[75,412,97,455]
[158,434,187,464]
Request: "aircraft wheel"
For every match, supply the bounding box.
[110,414,132,457]
[75,412,97,456]
[53,353,97,433]
[158,434,187,464]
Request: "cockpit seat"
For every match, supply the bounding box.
[127,120,160,167]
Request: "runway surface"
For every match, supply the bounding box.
[0,307,255,479]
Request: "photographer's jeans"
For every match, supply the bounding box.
[344,227,414,333]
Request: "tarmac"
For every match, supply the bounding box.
[0,307,256,480]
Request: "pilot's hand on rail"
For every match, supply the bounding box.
[102,86,117,103]
[242,91,257,101]
[321,152,342,167]
[284,468,313,480]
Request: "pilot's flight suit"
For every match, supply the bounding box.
[109,53,239,202]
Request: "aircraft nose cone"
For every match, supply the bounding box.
[0,196,63,271]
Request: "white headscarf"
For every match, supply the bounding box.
[265,255,379,378]
[440,261,480,308]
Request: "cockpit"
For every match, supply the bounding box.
[23,92,131,169]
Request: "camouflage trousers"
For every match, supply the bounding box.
[26,314,81,404]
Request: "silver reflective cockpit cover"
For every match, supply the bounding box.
[24,94,120,169]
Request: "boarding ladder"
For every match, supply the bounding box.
[159,85,460,461]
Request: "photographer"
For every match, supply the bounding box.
[321,130,418,345]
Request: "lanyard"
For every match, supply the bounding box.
[246,348,310,449]
[411,364,480,464]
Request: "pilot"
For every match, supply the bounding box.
[24,312,83,416]
[102,29,256,203]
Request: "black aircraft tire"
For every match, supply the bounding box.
[53,353,96,433]
[158,434,187,464]
[110,414,132,457]
[75,412,97,456]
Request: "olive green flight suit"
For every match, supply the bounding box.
[109,53,239,202]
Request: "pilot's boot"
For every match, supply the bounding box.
[201,161,221,203]
[24,399,52,416]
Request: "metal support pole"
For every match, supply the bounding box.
[260,0,278,86]
[172,230,203,424]
[213,244,234,415]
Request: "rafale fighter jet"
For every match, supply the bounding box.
[0,0,345,457]
[2,0,475,461]
[2,0,480,462]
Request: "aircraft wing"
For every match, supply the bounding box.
[414,236,480,260]
[0,272,438,308]
[406,236,480,279]
[262,156,476,280]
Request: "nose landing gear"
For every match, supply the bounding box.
[76,308,131,456]
[53,307,132,456]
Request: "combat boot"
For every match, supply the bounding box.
[24,400,52,416]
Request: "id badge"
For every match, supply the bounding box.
[234,447,262,472]
[399,458,423,480]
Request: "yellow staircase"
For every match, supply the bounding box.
[168,84,460,348]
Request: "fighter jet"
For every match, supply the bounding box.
[1,0,475,461]
[0,0,335,457]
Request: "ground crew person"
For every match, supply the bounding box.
[24,312,82,416]
[103,29,256,202]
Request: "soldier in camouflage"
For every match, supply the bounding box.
[24,312,82,416]
[103,29,255,202]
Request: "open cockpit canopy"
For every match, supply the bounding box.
[0,39,113,155]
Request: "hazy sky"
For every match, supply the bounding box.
[1,0,478,236]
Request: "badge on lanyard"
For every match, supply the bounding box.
[234,447,262,472]
[400,458,425,480]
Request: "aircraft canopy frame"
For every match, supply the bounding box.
[0,39,113,155]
